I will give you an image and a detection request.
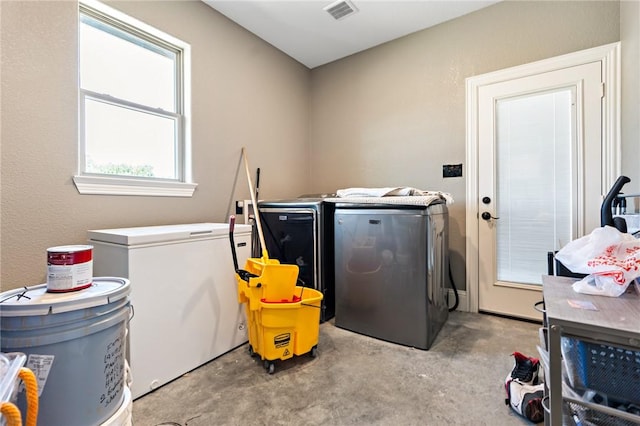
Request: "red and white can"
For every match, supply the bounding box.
[47,245,93,292]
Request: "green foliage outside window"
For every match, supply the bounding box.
[87,159,154,177]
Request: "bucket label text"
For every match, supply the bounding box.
[100,335,124,407]
[23,354,54,397]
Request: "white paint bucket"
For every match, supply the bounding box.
[100,386,132,426]
[46,245,93,292]
[0,277,131,426]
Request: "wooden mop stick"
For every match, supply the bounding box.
[241,147,268,259]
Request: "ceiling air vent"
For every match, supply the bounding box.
[324,0,358,21]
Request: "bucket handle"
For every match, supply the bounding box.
[128,304,135,323]
[298,287,322,309]
[300,303,322,309]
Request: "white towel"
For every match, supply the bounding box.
[335,187,390,197]
[335,187,454,204]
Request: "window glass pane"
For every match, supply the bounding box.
[84,98,177,179]
[495,89,573,285]
[80,16,176,112]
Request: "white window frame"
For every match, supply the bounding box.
[74,0,195,197]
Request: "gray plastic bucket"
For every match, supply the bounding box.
[0,277,131,426]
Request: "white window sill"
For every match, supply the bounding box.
[73,175,197,197]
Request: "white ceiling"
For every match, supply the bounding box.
[204,0,501,69]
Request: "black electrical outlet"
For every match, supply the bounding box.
[443,164,463,178]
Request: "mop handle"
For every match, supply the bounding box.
[255,168,261,199]
[242,148,268,260]
[229,215,239,271]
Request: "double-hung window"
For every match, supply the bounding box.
[74,0,195,197]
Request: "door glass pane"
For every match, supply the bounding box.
[495,89,574,285]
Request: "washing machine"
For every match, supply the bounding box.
[333,201,449,349]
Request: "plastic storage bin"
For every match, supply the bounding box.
[565,399,640,426]
[0,352,39,426]
[561,337,640,404]
[0,352,27,426]
[236,257,322,373]
[0,353,26,406]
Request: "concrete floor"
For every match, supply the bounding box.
[132,311,543,426]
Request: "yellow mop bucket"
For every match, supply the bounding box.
[240,284,323,374]
[234,255,323,374]
[230,148,322,373]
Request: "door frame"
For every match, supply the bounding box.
[465,42,621,314]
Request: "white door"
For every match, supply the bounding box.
[477,62,603,320]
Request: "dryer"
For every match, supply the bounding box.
[257,198,335,322]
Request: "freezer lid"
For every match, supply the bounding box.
[87,222,252,245]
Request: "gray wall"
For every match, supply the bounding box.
[1,1,635,293]
[1,1,310,290]
[621,0,640,191]
[308,1,621,291]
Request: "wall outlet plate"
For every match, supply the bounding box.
[443,164,463,178]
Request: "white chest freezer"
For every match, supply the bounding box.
[88,223,251,399]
